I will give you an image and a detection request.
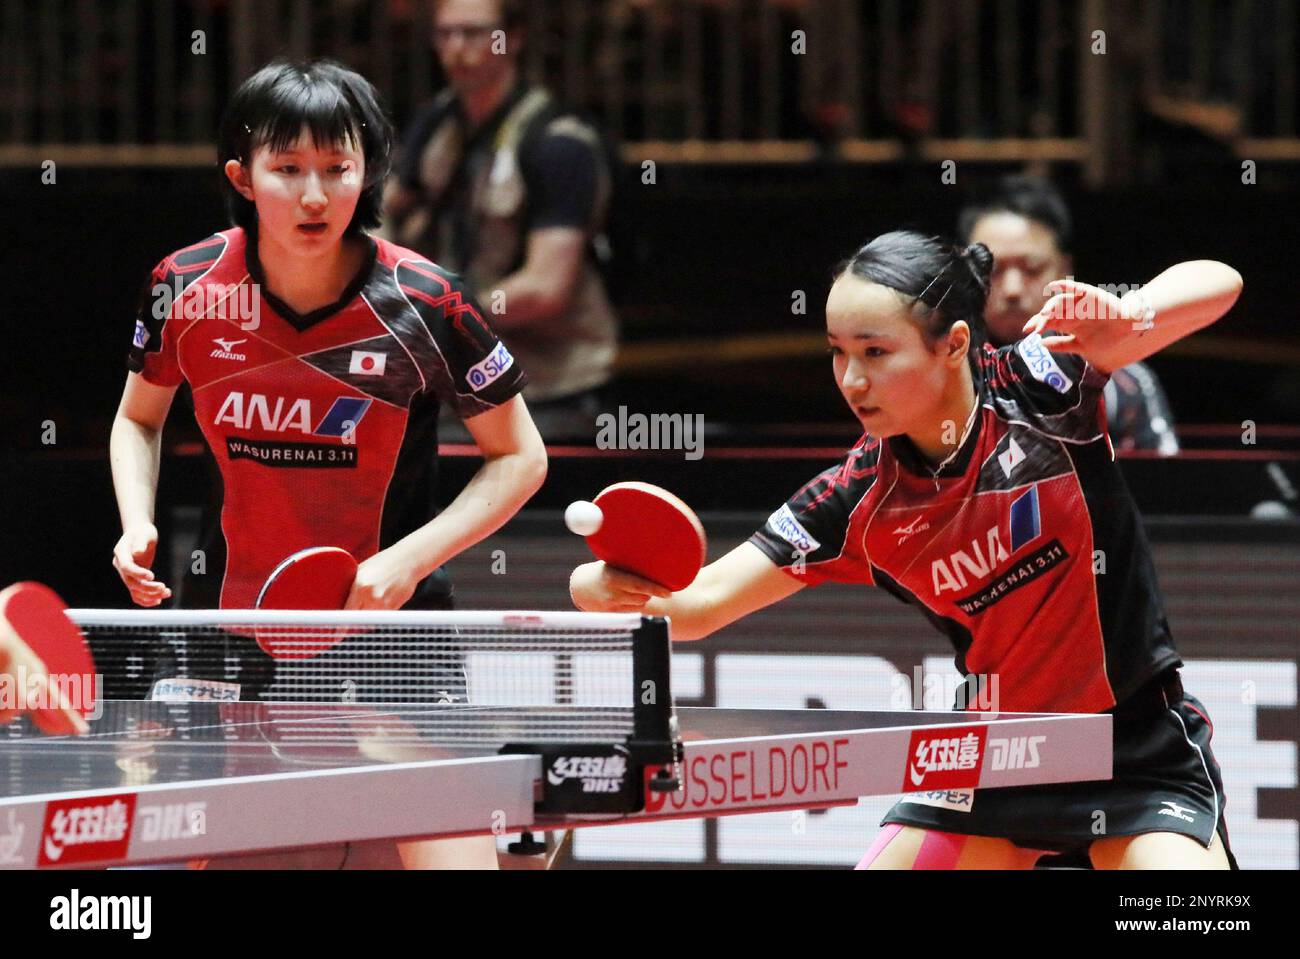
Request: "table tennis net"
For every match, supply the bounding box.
[67,610,659,744]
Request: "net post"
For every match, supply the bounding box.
[629,616,681,772]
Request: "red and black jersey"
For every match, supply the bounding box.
[749,336,1180,714]
[127,227,525,609]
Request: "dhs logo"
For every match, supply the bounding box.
[467,341,514,393]
[547,753,629,794]
[1017,333,1073,394]
[903,726,986,791]
[39,795,135,866]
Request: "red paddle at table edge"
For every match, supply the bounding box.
[254,547,359,660]
[585,482,706,592]
[0,582,97,735]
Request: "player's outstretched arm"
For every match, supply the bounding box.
[355,394,548,607]
[109,373,178,606]
[570,542,804,642]
[1023,261,1242,374]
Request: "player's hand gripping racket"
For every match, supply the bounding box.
[568,482,706,591]
[0,582,97,735]
[254,546,358,660]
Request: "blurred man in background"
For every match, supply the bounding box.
[383,0,619,441]
[960,175,1180,455]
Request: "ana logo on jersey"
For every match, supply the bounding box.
[932,486,1041,595]
[213,392,371,437]
[210,338,247,361]
[1017,333,1074,394]
[466,341,514,393]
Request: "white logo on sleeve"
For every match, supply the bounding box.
[1017,333,1074,394]
[466,341,514,393]
[1157,801,1196,823]
[349,350,387,376]
[767,504,821,554]
[132,320,150,349]
[998,437,1026,479]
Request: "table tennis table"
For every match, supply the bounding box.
[0,700,1111,868]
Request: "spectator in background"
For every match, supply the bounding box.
[383,0,619,441]
[959,176,1180,454]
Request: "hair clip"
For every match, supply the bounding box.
[917,263,950,304]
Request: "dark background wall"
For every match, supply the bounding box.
[2,162,1298,461]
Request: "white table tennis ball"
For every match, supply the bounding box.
[565,500,604,536]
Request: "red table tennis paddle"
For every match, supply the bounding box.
[254,547,359,660]
[581,482,706,591]
[0,582,97,735]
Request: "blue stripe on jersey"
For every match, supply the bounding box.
[315,397,372,437]
[1010,485,1041,552]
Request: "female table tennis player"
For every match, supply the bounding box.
[109,60,547,869]
[571,231,1243,869]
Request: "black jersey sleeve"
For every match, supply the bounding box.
[126,233,231,386]
[125,260,174,380]
[521,119,606,231]
[1104,361,1180,453]
[746,437,880,585]
[983,336,1110,443]
[393,260,527,417]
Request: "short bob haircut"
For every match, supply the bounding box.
[217,59,395,236]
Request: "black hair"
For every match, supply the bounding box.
[217,59,395,236]
[834,231,993,355]
[957,174,1073,254]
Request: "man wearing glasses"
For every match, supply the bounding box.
[384,0,620,441]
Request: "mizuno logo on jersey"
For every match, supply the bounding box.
[213,392,371,437]
[466,341,514,393]
[894,516,931,544]
[210,338,247,361]
[768,504,821,556]
[132,320,150,349]
[1017,333,1073,393]
[1157,801,1195,823]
